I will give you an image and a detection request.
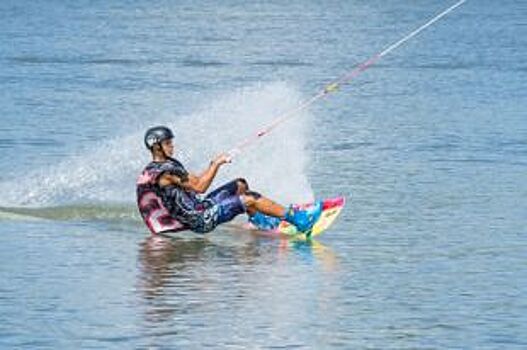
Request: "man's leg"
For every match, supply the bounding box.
[206,178,249,202]
[210,184,322,233]
[241,193,286,218]
[241,192,322,233]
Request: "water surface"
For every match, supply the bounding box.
[1,1,526,349]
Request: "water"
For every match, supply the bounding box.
[1,0,526,348]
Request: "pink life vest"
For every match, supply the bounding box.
[136,164,185,234]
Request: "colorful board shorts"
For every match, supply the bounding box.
[194,180,246,233]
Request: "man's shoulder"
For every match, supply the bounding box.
[155,159,189,180]
[168,157,186,168]
[142,159,188,178]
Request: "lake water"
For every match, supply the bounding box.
[1,0,526,349]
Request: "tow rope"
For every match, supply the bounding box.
[228,0,467,158]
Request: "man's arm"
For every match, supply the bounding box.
[158,154,230,193]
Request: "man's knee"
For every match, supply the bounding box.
[241,191,261,207]
[235,178,249,194]
[246,190,261,200]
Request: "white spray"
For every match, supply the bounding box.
[0,82,314,209]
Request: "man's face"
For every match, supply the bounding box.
[161,139,175,157]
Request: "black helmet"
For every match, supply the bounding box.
[144,126,174,150]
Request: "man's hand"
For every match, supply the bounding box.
[212,153,232,166]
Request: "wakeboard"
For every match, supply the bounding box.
[245,196,345,237]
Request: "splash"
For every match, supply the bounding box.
[0,82,314,217]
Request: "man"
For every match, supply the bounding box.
[137,126,321,235]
